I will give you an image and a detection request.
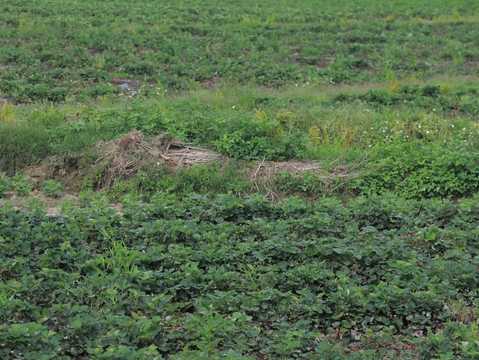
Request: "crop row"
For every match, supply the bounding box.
[2,193,479,358]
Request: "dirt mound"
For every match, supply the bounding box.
[0,190,79,217]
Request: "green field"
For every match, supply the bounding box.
[1,0,479,359]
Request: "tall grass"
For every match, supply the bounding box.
[1,82,479,173]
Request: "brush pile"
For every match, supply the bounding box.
[94,131,223,188]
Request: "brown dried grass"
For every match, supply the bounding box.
[94,131,223,188]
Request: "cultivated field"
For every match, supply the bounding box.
[1,0,479,359]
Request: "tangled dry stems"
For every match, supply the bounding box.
[94,131,357,191]
[94,131,223,188]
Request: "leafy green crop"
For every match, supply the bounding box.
[10,174,32,196]
[42,179,64,198]
[2,193,479,358]
[353,142,479,199]
[1,0,479,102]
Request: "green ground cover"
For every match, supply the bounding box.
[1,0,479,102]
[1,0,479,358]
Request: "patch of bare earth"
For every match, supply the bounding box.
[0,97,9,106]
[0,190,78,217]
[111,78,141,95]
[200,75,221,89]
[290,49,332,69]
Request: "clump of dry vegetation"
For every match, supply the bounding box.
[94,131,223,188]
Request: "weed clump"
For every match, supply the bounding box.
[353,142,479,199]
[42,179,64,198]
